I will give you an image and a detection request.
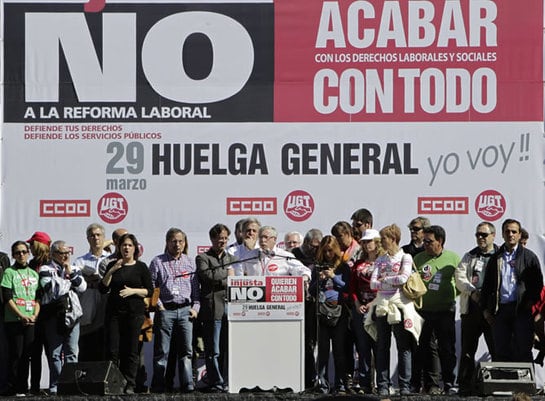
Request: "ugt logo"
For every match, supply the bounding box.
[284,190,314,222]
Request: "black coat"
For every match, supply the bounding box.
[480,244,543,315]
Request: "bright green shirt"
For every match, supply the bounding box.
[1,264,40,322]
[414,250,461,312]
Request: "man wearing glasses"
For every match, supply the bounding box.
[74,223,111,361]
[454,222,498,395]
[39,241,86,395]
[413,225,460,395]
[480,219,543,363]
[402,217,430,257]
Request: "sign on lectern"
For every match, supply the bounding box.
[227,275,305,393]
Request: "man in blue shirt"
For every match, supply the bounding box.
[149,228,200,393]
[480,219,543,362]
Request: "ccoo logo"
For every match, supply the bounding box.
[97,192,128,224]
[283,190,314,222]
[475,189,506,221]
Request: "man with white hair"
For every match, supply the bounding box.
[283,231,303,252]
[74,223,111,361]
[231,226,310,280]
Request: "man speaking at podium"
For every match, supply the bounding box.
[230,226,311,281]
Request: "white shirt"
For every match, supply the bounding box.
[230,246,311,278]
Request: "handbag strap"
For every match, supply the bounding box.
[401,253,424,309]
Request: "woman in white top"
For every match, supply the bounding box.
[367,224,422,397]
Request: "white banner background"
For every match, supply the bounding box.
[1,0,545,390]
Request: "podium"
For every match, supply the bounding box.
[227,276,305,393]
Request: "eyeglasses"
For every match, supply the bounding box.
[14,250,28,256]
[55,251,70,256]
[475,232,490,239]
[409,226,423,232]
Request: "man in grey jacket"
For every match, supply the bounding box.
[454,222,497,395]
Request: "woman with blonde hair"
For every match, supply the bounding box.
[27,232,51,395]
[309,235,351,394]
[365,224,423,397]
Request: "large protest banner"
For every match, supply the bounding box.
[1,0,543,269]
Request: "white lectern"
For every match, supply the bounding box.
[227,275,305,393]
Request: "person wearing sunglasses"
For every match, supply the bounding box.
[481,219,543,364]
[1,241,40,396]
[454,222,498,395]
[413,225,460,395]
[401,217,431,257]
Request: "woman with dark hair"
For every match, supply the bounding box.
[196,223,236,392]
[100,233,153,394]
[309,235,351,394]
[1,241,40,396]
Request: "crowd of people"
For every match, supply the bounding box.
[0,209,543,397]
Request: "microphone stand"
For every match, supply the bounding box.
[174,253,261,278]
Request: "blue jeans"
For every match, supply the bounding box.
[202,318,226,386]
[375,315,412,392]
[44,317,79,393]
[152,307,193,391]
[351,308,375,389]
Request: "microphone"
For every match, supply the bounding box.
[261,248,275,257]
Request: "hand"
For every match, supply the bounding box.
[113,260,124,271]
[119,285,133,298]
[358,304,368,314]
[483,310,495,326]
[64,263,73,275]
[189,309,198,320]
